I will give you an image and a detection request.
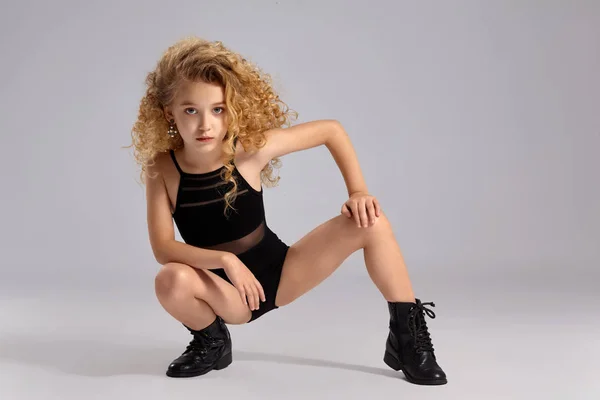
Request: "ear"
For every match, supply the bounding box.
[163,107,174,122]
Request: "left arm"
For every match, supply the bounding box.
[254,120,381,226]
[254,120,368,196]
[325,122,370,197]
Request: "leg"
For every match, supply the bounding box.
[275,211,414,306]
[155,262,252,328]
[155,262,250,378]
[274,211,447,385]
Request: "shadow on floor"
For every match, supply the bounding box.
[0,334,402,380]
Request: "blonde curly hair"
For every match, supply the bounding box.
[125,36,297,217]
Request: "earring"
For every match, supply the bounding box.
[167,119,179,138]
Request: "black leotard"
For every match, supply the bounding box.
[169,150,288,321]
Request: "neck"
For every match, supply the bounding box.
[181,145,224,171]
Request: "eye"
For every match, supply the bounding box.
[184,108,197,115]
[213,107,224,114]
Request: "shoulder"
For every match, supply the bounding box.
[147,151,169,174]
[145,151,176,184]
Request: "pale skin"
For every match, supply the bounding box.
[149,81,415,330]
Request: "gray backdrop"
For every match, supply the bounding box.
[1,1,598,399]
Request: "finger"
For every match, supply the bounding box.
[246,283,257,310]
[239,286,248,305]
[373,198,381,217]
[243,284,254,310]
[249,285,260,310]
[359,199,369,227]
[341,204,351,218]
[350,202,361,227]
[244,285,255,310]
[256,280,266,302]
[366,201,377,226]
[252,285,260,310]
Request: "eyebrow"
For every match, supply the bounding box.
[179,101,225,106]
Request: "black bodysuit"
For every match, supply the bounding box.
[169,150,289,322]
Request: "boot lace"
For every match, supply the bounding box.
[407,300,436,353]
[184,332,224,358]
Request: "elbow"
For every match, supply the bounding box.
[325,120,345,146]
[329,119,343,134]
[154,250,167,265]
[155,254,168,266]
[330,120,345,137]
[152,241,172,265]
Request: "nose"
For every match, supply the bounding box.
[198,113,211,131]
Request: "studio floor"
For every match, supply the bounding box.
[1,266,597,400]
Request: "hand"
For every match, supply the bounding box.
[341,191,381,228]
[221,253,266,311]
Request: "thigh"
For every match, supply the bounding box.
[275,213,388,307]
[157,262,252,324]
[195,268,254,324]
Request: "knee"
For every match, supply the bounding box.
[342,209,392,241]
[371,210,392,232]
[154,262,197,300]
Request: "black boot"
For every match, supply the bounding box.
[166,316,232,378]
[384,298,447,385]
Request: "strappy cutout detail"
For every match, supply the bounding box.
[169,150,226,177]
[170,149,261,215]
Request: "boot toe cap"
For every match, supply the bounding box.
[166,358,203,376]
[420,367,447,384]
[429,369,446,380]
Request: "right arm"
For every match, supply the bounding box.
[145,158,227,269]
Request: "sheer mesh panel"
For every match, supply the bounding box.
[182,181,229,191]
[203,221,266,254]
[179,189,249,208]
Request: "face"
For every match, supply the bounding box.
[165,80,229,151]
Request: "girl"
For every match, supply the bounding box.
[129,37,447,385]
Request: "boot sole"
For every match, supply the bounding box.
[166,351,233,378]
[384,351,447,385]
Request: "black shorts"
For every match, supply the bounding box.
[211,227,289,322]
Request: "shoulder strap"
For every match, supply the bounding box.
[169,150,185,175]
